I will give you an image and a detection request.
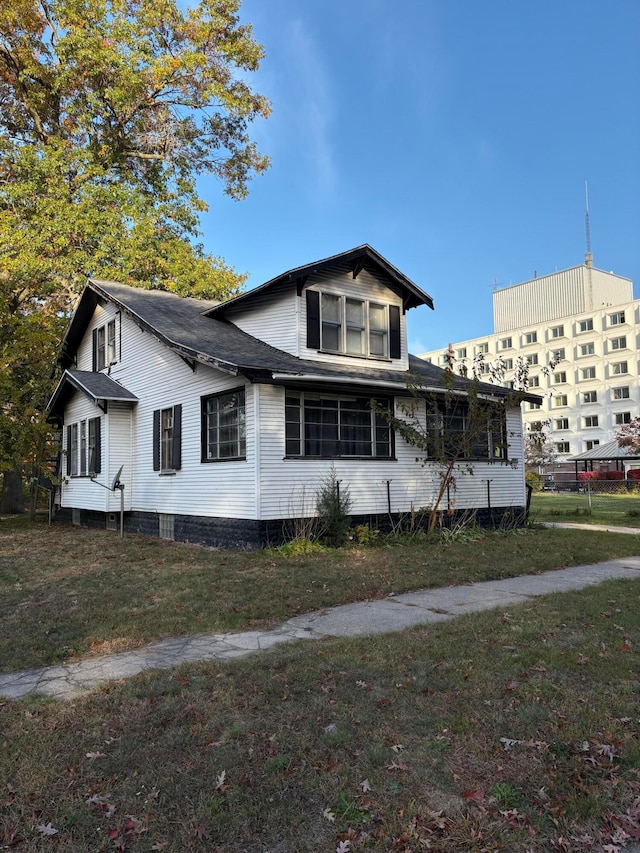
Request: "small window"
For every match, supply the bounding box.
[615,412,632,425]
[477,342,489,354]
[502,358,513,370]
[609,311,625,326]
[153,405,182,472]
[554,395,568,408]
[583,391,597,403]
[457,347,467,359]
[584,415,599,428]
[501,337,512,349]
[555,418,569,430]
[80,420,87,476]
[551,325,564,338]
[528,376,540,388]
[159,514,175,541]
[610,336,627,350]
[585,440,600,451]
[553,371,567,384]
[551,348,565,362]
[524,331,537,345]
[578,318,594,333]
[579,343,595,357]
[69,423,79,476]
[612,361,628,375]
[613,387,630,400]
[581,366,596,380]
[526,353,538,366]
[556,442,570,454]
[93,318,118,371]
[529,402,541,410]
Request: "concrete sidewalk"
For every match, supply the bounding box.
[2,555,640,701]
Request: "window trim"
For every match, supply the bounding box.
[66,417,101,477]
[284,391,394,460]
[153,405,182,473]
[201,388,247,463]
[92,317,118,371]
[306,290,401,360]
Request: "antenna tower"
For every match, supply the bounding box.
[585,181,593,309]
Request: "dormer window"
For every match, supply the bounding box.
[306,290,401,359]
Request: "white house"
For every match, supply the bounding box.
[48,246,535,548]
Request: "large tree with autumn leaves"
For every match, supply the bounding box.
[0,0,270,509]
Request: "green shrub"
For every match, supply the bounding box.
[316,465,352,547]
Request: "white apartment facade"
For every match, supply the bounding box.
[418,263,638,462]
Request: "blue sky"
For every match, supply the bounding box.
[198,0,640,355]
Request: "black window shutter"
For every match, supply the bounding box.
[153,409,160,471]
[172,404,182,470]
[389,306,401,359]
[66,425,72,475]
[306,290,321,349]
[93,417,102,474]
[92,329,98,371]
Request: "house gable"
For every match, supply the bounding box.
[205,245,433,366]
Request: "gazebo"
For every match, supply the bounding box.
[571,439,640,476]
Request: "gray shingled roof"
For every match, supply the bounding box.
[48,369,138,419]
[57,277,539,403]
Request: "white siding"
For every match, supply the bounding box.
[224,287,299,355]
[299,269,409,370]
[256,386,526,519]
[68,309,258,519]
[61,392,110,511]
[105,403,133,511]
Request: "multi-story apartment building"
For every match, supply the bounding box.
[418,261,638,461]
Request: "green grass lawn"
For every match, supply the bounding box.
[1,517,640,673]
[1,576,639,851]
[531,490,640,527]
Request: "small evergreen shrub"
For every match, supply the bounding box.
[315,465,352,547]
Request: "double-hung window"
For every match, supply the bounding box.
[93,319,117,371]
[66,417,101,476]
[285,393,392,458]
[321,294,388,357]
[153,405,182,472]
[201,390,246,461]
[307,291,401,359]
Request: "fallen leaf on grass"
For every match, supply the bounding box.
[323,808,336,823]
[85,751,107,761]
[360,779,371,792]
[462,789,485,803]
[36,823,59,837]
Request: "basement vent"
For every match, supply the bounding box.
[159,514,175,541]
[72,508,81,526]
[106,513,117,531]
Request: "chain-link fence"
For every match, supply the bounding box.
[532,479,640,525]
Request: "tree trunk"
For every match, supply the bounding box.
[0,468,24,514]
